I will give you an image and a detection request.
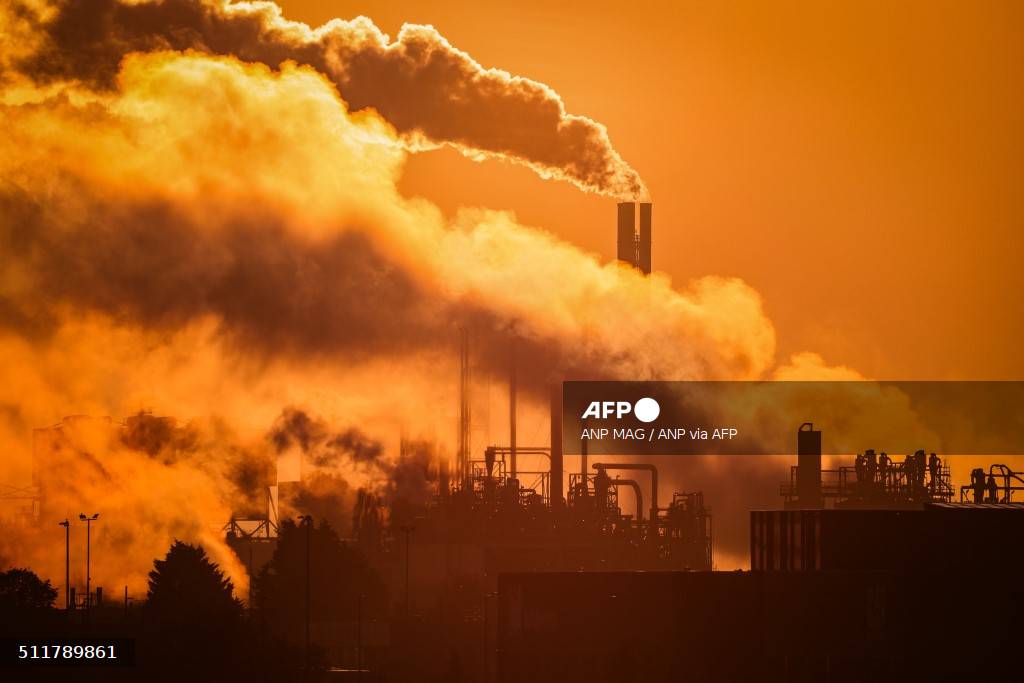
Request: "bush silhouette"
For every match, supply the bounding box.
[0,567,58,610]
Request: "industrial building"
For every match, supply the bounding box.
[374,342,714,623]
[497,565,1024,682]
[497,423,1024,682]
[25,202,1024,680]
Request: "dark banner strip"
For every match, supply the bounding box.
[562,381,1024,455]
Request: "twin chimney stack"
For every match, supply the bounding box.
[616,202,652,274]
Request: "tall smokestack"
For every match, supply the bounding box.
[509,337,517,481]
[796,422,822,508]
[638,202,652,275]
[549,383,564,508]
[617,202,637,268]
[458,327,471,485]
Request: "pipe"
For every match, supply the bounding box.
[459,327,471,484]
[485,447,550,458]
[580,419,587,482]
[610,478,643,522]
[592,463,658,535]
[509,337,517,480]
[550,384,564,508]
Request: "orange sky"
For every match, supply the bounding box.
[283,0,1024,380]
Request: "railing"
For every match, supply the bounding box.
[783,456,956,505]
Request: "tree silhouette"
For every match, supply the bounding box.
[255,519,387,633]
[140,540,306,682]
[147,540,243,629]
[0,568,57,610]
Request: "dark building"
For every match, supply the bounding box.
[751,504,1024,572]
[497,567,1023,683]
[496,423,1024,682]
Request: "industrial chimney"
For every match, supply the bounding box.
[615,202,652,275]
[616,202,636,267]
[638,202,652,274]
[795,422,822,508]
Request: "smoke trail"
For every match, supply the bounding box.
[0,34,777,582]
[10,0,647,200]
[0,53,774,387]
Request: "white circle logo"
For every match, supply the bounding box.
[634,397,660,423]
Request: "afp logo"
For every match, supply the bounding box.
[581,397,660,423]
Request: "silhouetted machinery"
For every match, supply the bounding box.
[496,423,1024,683]
[780,422,955,509]
[380,327,713,594]
[409,436,713,573]
[760,423,1024,573]
[366,357,714,637]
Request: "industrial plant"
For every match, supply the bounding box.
[5,205,1023,682]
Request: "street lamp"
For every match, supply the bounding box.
[398,525,415,619]
[297,515,313,669]
[58,519,70,611]
[78,513,99,623]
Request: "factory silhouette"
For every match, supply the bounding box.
[3,205,1023,682]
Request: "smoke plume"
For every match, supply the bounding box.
[0,0,810,590]
[10,0,647,200]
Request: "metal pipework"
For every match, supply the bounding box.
[509,336,517,480]
[610,478,643,521]
[550,385,564,507]
[592,463,658,534]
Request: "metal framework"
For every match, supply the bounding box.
[782,450,955,506]
[223,516,278,540]
[0,484,41,519]
[959,464,1024,503]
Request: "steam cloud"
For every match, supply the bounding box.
[0,0,806,591]
[11,0,647,200]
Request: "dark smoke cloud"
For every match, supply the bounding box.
[270,408,327,455]
[121,412,196,458]
[14,0,647,199]
[0,184,435,360]
[268,408,436,533]
[287,470,355,534]
[327,430,383,465]
[0,179,626,395]
[270,408,383,467]
[116,412,274,515]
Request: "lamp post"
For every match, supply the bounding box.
[58,519,70,611]
[398,525,415,619]
[78,513,98,623]
[297,515,313,670]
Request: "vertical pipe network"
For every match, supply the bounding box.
[549,384,564,508]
